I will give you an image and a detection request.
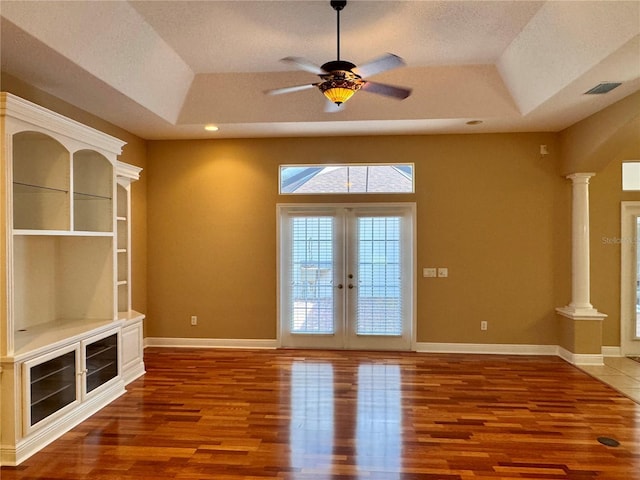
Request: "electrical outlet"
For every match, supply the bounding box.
[191,315,198,326]
[481,321,488,331]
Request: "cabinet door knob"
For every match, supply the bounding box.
[348,284,354,289]
[337,284,343,289]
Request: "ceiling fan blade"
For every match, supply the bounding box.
[361,81,412,100]
[280,56,326,75]
[352,53,406,78]
[265,84,317,96]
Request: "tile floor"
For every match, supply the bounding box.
[579,357,640,404]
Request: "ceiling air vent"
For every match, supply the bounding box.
[584,82,622,95]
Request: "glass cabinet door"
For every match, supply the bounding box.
[84,332,119,395]
[23,345,80,432]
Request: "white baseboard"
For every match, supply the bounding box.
[602,346,622,357]
[144,338,608,366]
[144,337,278,349]
[558,347,604,366]
[414,342,558,356]
[415,342,604,365]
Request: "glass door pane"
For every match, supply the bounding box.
[280,209,343,349]
[25,347,79,432]
[346,208,413,350]
[85,333,118,394]
[355,216,403,336]
[290,216,335,334]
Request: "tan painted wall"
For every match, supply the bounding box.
[0,74,148,316]
[560,91,640,176]
[4,74,638,350]
[590,145,640,347]
[147,133,569,345]
[559,92,640,348]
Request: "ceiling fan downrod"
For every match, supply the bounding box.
[321,0,357,83]
[331,0,347,61]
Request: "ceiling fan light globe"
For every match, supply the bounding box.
[318,74,363,105]
[323,87,355,105]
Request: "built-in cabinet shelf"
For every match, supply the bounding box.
[0,92,144,466]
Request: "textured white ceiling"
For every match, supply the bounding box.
[128,1,544,72]
[1,0,639,139]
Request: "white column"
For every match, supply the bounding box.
[556,172,606,319]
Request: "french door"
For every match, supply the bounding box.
[620,202,640,356]
[278,204,415,350]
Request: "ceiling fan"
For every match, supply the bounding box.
[264,0,412,110]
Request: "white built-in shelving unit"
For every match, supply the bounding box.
[0,92,144,466]
[116,161,145,384]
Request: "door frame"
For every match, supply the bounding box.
[276,202,417,350]
[620,201,640,356]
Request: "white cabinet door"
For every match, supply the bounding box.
[121,319,145,384]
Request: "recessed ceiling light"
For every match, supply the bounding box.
[466,120,483,125]
[204,124,219,132]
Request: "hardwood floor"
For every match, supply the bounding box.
[2,348,639,479]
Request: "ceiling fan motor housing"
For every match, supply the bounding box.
[321,60,357,73]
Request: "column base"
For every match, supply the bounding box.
[556,306,606,362]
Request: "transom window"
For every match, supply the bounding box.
[280,164,414,194]
[622,162,640,191]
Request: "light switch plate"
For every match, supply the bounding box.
[437,268,448,278]
[423,268,437,278]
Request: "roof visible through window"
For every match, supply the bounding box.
[280,164,414,194]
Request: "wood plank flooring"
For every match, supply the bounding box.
[2,348,639,479]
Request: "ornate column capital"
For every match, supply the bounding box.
[566,172,596,183]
